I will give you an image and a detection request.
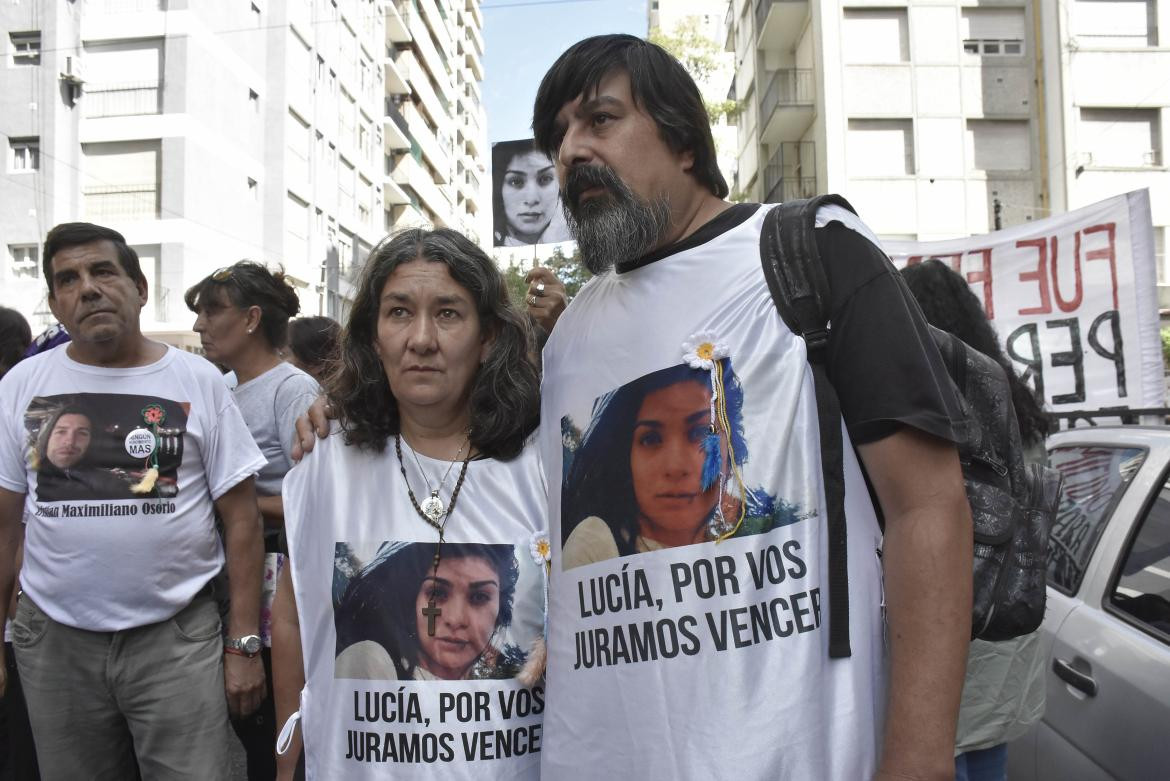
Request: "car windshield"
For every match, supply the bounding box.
[1047,445,1146,595]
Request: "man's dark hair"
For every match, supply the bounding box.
[532,34,728,199]
[287,316,341,372]
[0,307,32,378]
[42,222,146,296]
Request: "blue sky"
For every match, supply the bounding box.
[481,0,648,144]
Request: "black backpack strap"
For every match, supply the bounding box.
[759,194,857,659]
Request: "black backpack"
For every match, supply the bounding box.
[759,194,1065,659]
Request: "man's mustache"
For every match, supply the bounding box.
[563,165,623,208]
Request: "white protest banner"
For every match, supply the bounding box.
[884,189,1162,416]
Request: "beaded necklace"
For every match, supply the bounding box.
[394,433,472,636]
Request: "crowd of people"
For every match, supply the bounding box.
[0,33,1049,781]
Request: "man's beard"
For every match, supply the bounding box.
[562,165,672,275]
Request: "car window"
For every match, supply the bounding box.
[1047,446,1145,595]
[1110,472,1170,643]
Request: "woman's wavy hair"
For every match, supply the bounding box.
[184,261,301,349]
[900,259,1050,444]
[327,228,539,458]
[561,358,747,555]
[334,542,520,679]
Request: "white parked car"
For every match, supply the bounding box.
[1008,426,1170,780]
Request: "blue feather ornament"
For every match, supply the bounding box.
[700,431,723,492]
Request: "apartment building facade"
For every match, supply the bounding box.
[728,0,1168,286]
[649,0,739,188]
[1,0,487,335]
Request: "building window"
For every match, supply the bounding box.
[843,9,909,64]
[963,39,1024,56]
[9,31,40,66]
[1079,108,1162,168]
[9,138,39,172]
[967,120,1031,171]
[8,245,39,279]
[1072,0,1156,47]
[962,8,1026,57]
[847,120,915,176]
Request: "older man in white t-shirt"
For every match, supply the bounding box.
[0,222,268,780]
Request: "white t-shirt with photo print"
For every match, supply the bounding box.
[281,430,548,780]
[538,203,959,780]
[0,344,265,632]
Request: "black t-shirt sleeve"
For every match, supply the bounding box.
[816,221,961,445]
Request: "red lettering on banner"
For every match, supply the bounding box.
[1082,223,1118,310]
[1051,235,1083,313]
[931,253,963,272]
[1016,238,1052,315]
[966,248,994,319]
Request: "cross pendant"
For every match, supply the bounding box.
[422,596,441,637]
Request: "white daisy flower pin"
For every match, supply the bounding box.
[529,532,551,570]
[681,332,729,371]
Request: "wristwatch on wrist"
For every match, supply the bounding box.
[224,634,262,658]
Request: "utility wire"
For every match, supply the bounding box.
[481,0,604,8]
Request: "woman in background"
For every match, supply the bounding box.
[186,261,320,781]
[0,305,37,781]
[285,316,340,385]
[901,259,1050,781]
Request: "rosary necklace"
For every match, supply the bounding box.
[395,433,472,637]
[402,433,469,523]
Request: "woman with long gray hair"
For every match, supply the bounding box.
[271,228,547,781]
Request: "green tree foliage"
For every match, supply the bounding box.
[544,245,592,299]
[649,17,740,125]
[503,245,594,308]
[503,262,529,307]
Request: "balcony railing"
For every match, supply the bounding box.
[763,141,816,204]
[83,184,159,221]
[84,82,161,118]
[760,69,813,121]
[385,99,410,137]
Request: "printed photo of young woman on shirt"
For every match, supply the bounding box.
[332,541,535,681]
[560,359,803,569]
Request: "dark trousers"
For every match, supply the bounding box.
[1,641,40,781]
[229,647,276,781]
